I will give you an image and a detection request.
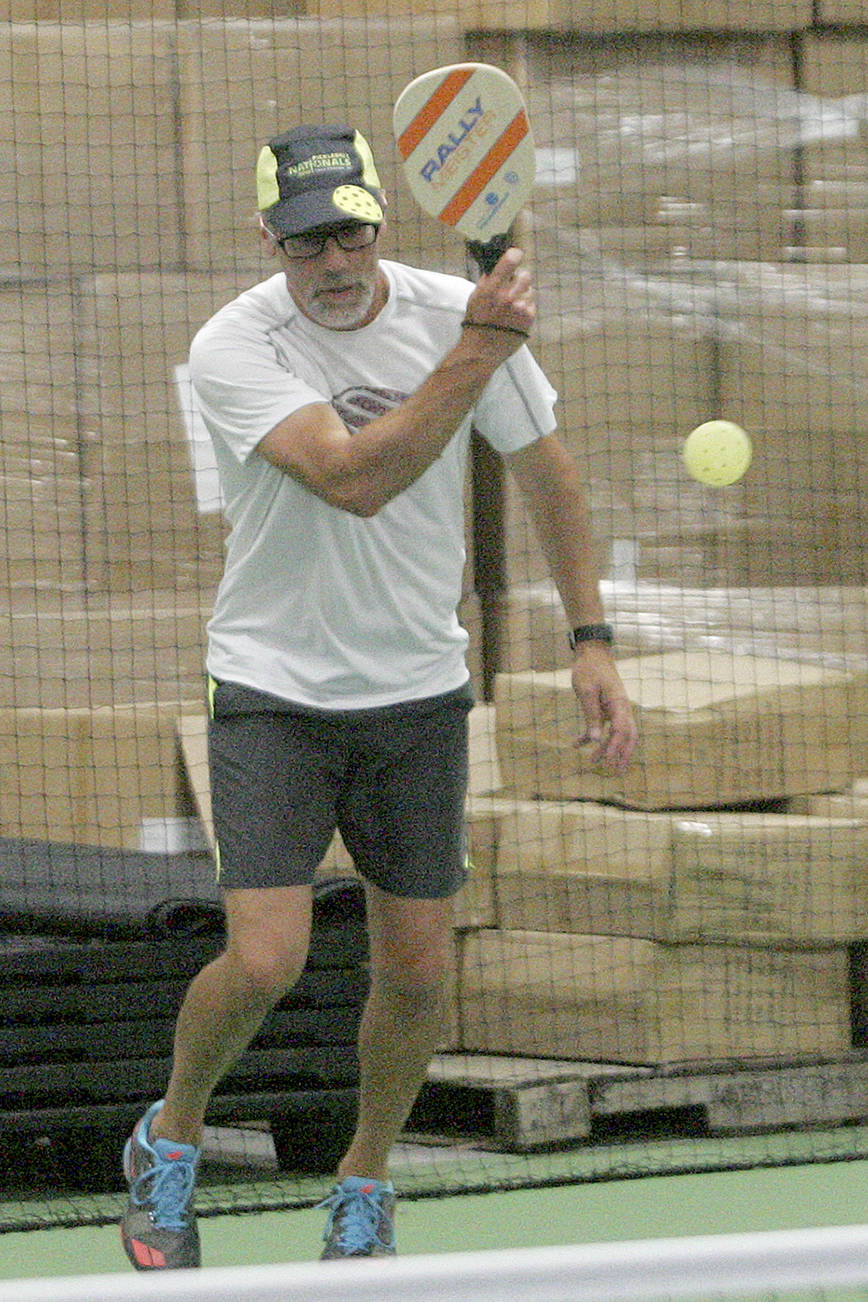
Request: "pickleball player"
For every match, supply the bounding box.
[120,123,637,1271]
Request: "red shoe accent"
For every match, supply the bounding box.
[129,1236,168,1269]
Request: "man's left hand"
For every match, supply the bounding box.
[571,645,639,774]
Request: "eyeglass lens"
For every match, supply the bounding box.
[279,224,376,258]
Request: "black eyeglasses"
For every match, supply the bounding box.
[274,223,378,260]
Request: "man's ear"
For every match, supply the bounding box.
[259,216,278,256]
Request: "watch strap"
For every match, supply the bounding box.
[567,621,614,650]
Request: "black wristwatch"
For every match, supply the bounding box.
[567,622,614,651]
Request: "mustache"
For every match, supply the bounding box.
[318,272,361,288]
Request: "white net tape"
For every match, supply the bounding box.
[6,1224,868,1302]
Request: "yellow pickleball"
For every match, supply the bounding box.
[683,420,752,486]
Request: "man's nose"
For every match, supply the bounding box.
[319,236,354,267]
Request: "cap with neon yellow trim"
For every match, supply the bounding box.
[256,124,384,236]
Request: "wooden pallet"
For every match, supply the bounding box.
[409,1052,868,1152]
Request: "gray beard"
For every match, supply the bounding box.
[306,279,377,330]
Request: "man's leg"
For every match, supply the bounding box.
[319,882,454,1259]
[153,884,314,1145]
[340,883,453,1181]
[121,884,312,1271]
[318,684,471,1259]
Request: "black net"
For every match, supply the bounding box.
[1,3,866,1234]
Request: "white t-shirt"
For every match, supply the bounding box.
[189,258,557,708]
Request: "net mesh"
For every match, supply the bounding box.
[1,0,867,1236]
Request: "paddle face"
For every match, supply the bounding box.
[393,62,535,272]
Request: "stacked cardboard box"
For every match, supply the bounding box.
[491,800,868,946]
[527,33,799,264]
[793,781,868,821]
[454,652,868,1063]
[799,36,868,224]
[74,271,248,595]
[1,23,180,276]
[715,262,868,587]
[459,931,851,1063]
[2,19,865,615]
[0,3,175,16]
[2,0,832,23]
[495,651,868,808]
[501,266,720,592]
[816,0,867,16]
[0,282,83,596]
[174,17,466,275]
[310,0,814,31]
[0,595,212,711]
[0,12,865,1077]
[488,32,867,593]
[0,701,202,850]
[495,583,868,675]
[503,256,868,592]
[0,16,474,735]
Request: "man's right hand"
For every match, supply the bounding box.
[459,247,536,359]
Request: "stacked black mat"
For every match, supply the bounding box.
[0,837,368,1191]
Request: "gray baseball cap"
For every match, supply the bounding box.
[256,124,384,236]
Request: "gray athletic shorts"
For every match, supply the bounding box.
[207,677,474,898]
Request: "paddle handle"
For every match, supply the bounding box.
[466,230,511,275]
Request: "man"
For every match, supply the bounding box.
[120,123,638,1271]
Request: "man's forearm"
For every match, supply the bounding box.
[339,333,522,514]
[509,434,606,627]
[258,248,536,515]
[510,433,639,772]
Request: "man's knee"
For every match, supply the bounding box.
[365,887,455,991]
[223,884,312,1001]
[226,938,307,1001]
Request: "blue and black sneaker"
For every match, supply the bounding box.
[319,1176,397,1258]
[120,1100,200,1270]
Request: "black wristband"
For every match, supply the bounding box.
[567,622,614,650]
[460,317,530,339]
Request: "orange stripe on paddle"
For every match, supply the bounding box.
[438,111,529,226]
[396,66,476,159]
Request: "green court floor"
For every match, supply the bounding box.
[2,1156,867,1281]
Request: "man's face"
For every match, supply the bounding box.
[267,222,388,330]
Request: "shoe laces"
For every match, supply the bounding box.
[319,1181,393,1254]
[132,1150,197,1232]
